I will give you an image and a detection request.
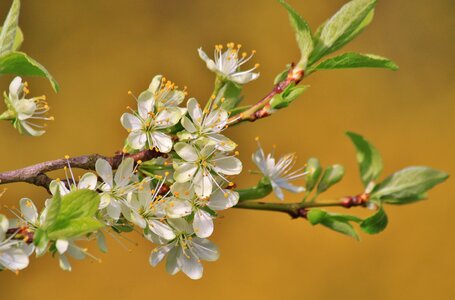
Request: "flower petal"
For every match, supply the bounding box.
[150,244,172,267]
[191,237,220,261]
[95,159,113,188]
[198,48,218,73]
[19,198,38,224]
[179,250,203,280]
[148,75,163,93]
[56,239,69,254]
[212,156,242,175]
[193,209,213,238]
[208,190,239,210]
[187,98,203,127]
[78,172,98,190]
[174,142,198,162]
[150,131,173,153]
[193,169,212,199]
[127,130,147,150]
[174,163,198,183]
[154,107,182,129]
[0,248,29,271]
[148,220,176,240]
[114,158,134,187]
[181,116,197,133]
[120,113,142,131]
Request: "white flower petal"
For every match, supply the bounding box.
[193,169,212,199]
[15,100,36,120]
[207,133,237,151]
[208,190,239,210]
[174,142,198,162]
[58,254,72,271]
[212,156,242,175]
[181,116,197,133]
[166,200,192,218]
[148,75,163,93]
[127,130,147,150]
[174,163,198,183]
[78,172,98,190]
[107,200,121,220]
[230,72,260,84]
[56,239,69,254]
[150,131,173,153]
[193,209,213,238]
[95,159,113,188]
[150,244,172,267]
[0,248,29,271]
[9,76,23,99]
[114,158,134,187]
[149,220,176,240]
[191,237,220,261]
[138,91,155,119]
[120,113,142,131]
[154,107,182,129]
[179,250,203,280]
[187,98,203,127]
[198,48,218,73]
[165,247,180,275]
[19,198,38,224]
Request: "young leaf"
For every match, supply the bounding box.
[270,85,308,109]
[371,166,448,200]
[309,0,376,65]
[360,206,388,234]
[0,26,23,51]
[307,209,360,240]
[219,81,243,111]
[309,52,398,73]
[346,131,383,187]
[279,0,313,68]
[0,51,59,92]
[0,0,20,55]
[304,157,322,191]
[317,164,345,193]
[383,193,427,205]
[56,189,101,221]
[47,217,103,240]
[273,68,289,84]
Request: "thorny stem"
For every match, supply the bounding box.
[0,149,161,191]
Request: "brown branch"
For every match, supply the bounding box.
[227,64,304,126]
[0,149,161,190]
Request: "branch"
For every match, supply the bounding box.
[0,149,161,190]
[233,194,369,218]
[227,64,304,126]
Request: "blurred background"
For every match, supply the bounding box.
[0,0,453,299]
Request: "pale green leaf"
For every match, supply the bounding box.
[310,52,398,73]
[279,0,313,68]
[309,0,376,64]
[0,51,59,92]
[372,166,448,200]
[47,217,103,240]
[0,0,20,55]
[360,206,388,234]
[346,131,383,187]
[317,164,345,193]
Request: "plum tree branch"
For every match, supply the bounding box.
[0,149,160,191]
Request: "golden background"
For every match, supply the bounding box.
[0,0,453,299]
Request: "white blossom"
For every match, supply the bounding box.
[198,43,260,84]
[173,142,242,199]
[252,141,307,200]
[179,97,236,151]
[1,76,53,136]
[0,215,29,272]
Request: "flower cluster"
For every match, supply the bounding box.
[0,45,308,279]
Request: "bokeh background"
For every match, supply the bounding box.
[0,0,453,299]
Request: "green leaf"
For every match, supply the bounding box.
[237,177,273,201]
[371,166,448,200]
[0,51,59,92]
[310,52,398,73]
[304,157,322,191]
[321,219,359,240]
[0,26,23,51]
[270,85,309,110]
[307,208,327,225]
[346,131,383,187]
[219,81,243,111]
[47,217,103,240]
[273,68,289,84]
[279,0,313,68]
[360,206,388,234]
[309,0,376,65]
[317,164,345,193]
[307,209,361,239]
[0,0,20,55]
[383,193,427,205]
[43,190,103,240]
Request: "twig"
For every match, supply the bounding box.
[0,149,161,190]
